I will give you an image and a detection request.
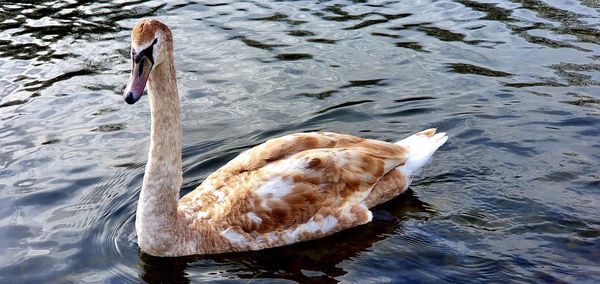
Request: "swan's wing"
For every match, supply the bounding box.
[203,131,405,187]
[180,132,409,250]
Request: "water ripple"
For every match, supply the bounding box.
[0,0,599,283]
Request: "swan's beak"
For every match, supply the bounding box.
[123,56,153,104]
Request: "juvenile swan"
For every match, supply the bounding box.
[123,19,448,256]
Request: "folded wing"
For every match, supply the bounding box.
[179,132,410,250]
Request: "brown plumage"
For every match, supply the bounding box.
[123,19,448,257]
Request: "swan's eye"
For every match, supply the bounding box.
[152,38,158,45]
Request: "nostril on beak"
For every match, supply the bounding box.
[125,92,136,104]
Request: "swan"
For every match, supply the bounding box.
[123,19,448,257]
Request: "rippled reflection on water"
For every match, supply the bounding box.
[0,0,599,283]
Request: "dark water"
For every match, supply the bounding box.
[1,0,599,283]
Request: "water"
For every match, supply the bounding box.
[0,0,598,283]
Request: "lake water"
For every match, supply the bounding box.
[0,0,599,283]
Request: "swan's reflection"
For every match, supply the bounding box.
[138,189,434,283]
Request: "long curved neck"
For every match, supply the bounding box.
[136,58,183,255]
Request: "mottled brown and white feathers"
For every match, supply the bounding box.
[177,130,446,253]
[124,19,448,257]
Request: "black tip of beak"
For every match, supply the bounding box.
[124,92,137,105]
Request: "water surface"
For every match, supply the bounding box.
[0,0,599,283]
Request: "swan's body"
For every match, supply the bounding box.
[124,19,447,257]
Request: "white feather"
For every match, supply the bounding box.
[222,227,248,246]
[247,212,262,224]
[283,216,338,243]
[396,131,448,176]
[256,176,293,198]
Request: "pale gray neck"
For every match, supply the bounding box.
[136,58,184,255]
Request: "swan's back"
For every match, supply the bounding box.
[177,130,445,252]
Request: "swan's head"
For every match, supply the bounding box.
[123,19,173,104]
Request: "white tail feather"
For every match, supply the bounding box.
[395,128,448,177]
